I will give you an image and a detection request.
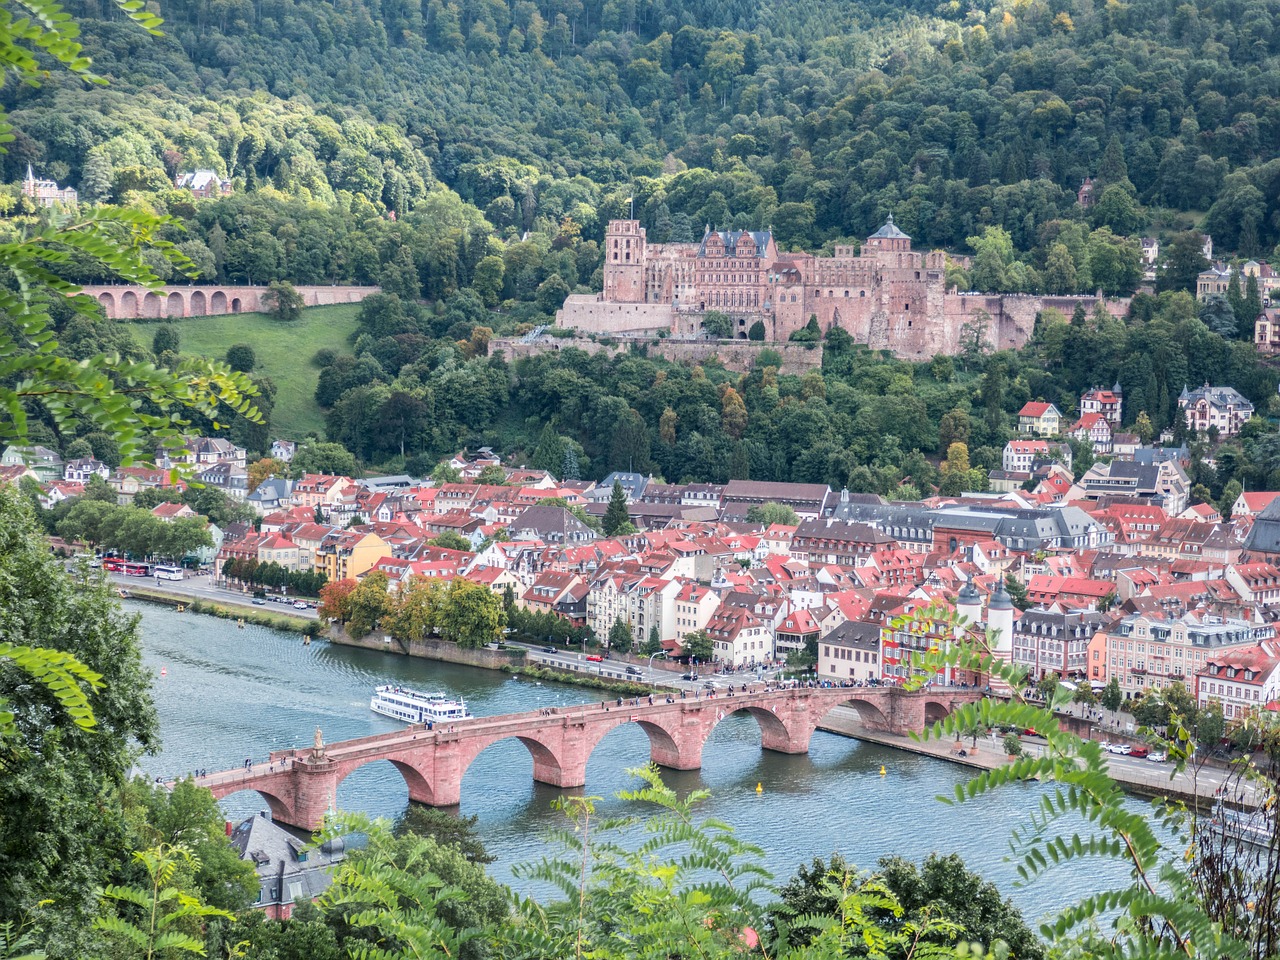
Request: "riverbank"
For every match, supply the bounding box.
[818,706,1259,809]
[124,586,318,635]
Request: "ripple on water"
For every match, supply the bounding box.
[133,603,1148,925]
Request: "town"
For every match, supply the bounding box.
[7,362,1279,731]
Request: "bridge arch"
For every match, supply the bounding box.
[142,291,162,318]
[581,714,686,772]
[97,292,115,315]
[190,290,207,315]
[331,757,423,808]
[458,731,571,799]
[214,785,295,823]
[166,291,185,317]
[820,696,891,732]
[120,290,139,318]
[705,702,802,755]
[231,296,243,313]
[211,291,228,314]
[923,700,952,728]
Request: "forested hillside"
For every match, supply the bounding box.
[6,0,1280,266]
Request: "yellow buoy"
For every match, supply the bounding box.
[177,604,184,613]
[755,782,763,793]
[880,765,887,777]
[238,618,245,628]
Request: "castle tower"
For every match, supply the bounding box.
[864,213,911,254]
[985,580,1016,695]
[602,219,647,303]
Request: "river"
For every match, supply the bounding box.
[132,602,1144,925]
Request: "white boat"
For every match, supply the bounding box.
[370,685,472,725]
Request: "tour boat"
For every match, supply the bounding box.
[370,684,472,725]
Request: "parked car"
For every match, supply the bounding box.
[1128,745,1150,759]
[1106,743,1132,755]
[586,654,603,662]
[1146,751,1168,763]
[251,598,266,605]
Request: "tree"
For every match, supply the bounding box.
[0,489,160,954]
[642,625,661,655]
[608,617,633,655]
[396,806,494,865]
[262,281,305,321]
[1004,572,1031,611]
[436,578,505,648]
[745,502,799,526]
[1100,676,1123,713]
[475,464,507,485]
[1199,294,1238,338]
[152,324,180,356]
[530,424,565,474]
[347,571,394,638]
[387,576,445,642]
[246,457,286,493]
[702,311,732,338]
[291,442,359,478]
[602,479,630,536]
[683,628,713,662]
[431,531,472,552]
[747,320,766,341]
[224,343,256,373]
[319,578,358,622]
[1133,411,1154,444]
[720,386,747,439]
[1157,232,1209,294]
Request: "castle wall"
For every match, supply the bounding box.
[489,336,823,375]
[555,295,674,334]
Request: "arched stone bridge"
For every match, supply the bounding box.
[76,284,380,320]
[196,685,983,830]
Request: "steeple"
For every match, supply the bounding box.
[24,163,34,183]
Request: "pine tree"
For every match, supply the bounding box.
[561,445,581,481]
[531,424,564,475]
[80,152,114,203]
[603,480,630,536]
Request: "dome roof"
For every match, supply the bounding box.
[868,213,910,241]
[958,578,981,604]
[988,581,1014,611]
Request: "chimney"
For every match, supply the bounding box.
[225,820,233,836]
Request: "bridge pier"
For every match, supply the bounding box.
[281,758,343,831]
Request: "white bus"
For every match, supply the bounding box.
[154,565,184,581]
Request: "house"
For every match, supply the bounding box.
[1002,440,1071,475]
[446,447,501,479]
[152,502,197,522]
[111,466,182,505]
[1196,643,1280,721]
[587,471,649,502]
[719,480,833,521]
[1017,402,1063,437]
[790,518,894,566]
[314,530,391,583]
[22,165,76,206]
[175,169,233,199]
[817,620,881,684]
[1078,460,1190,515]
[672,581,721,643]
[1012,607,1110,680]
[1,444,63,482]
[292,474,355,515]
[230,813,346,920]
[271,440,298,463]
[1233,491,1280,519]
[774,608,821,659]
[247,477,295,516]
[1196,262,1232,300]
[1067,413,1113,454]
[508,505,598,545]
[63,457,110,483]
[704,603,774,668]
[1080,385,1123,429]
[1254,307,1280,356]
[1095,612,1272,699]
[196,462,249,500]
[1178,383,1255,437]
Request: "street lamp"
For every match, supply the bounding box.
[648,651,666,684]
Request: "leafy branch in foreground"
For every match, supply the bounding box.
[0,641,101,746]
[897,602,1249,960]
[94,844,233,960]
[0,208,262,466]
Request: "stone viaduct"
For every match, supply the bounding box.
[76,284,380,320]
[196,684,982,830]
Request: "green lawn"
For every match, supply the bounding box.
[167,304,360,439]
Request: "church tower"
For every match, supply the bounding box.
[602,220,647,303]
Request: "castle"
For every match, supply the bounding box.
[556,218,1127,359]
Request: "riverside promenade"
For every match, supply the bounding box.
[819,705,1261,809]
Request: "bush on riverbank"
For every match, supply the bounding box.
[180,597,321,635]
[503,663,652,697]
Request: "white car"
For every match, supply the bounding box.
[293,601,308,609]
[1146,751,1168,763]
[1106,743,1132,755]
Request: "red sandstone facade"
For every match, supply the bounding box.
[560,217,1128,359]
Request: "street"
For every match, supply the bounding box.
[106,570,320,620]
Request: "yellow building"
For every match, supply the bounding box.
[314,530,390,583]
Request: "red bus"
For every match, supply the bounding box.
[122,562,152,577]
[102,558,125,572]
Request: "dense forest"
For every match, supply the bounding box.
[4,0,1280,291]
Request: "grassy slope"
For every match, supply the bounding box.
[169,304,360,439]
